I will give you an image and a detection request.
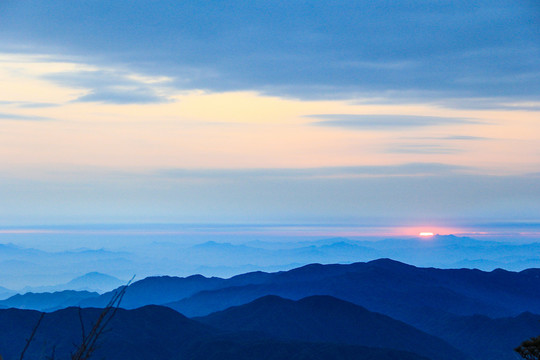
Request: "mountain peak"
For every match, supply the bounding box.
[368,258,413,268]
[198,294,467,360]
[65,272,124,293]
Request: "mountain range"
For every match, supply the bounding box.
[162,259,540,321]
[3,234,540,290]
[82,259,540,360]
[0,285,15,301]
[0,305,428,360]
[20,272,125,293]
[196,295,468,360]
[0,290,99,312]
[2,259,539,359]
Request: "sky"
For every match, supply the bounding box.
[0,1,539,234]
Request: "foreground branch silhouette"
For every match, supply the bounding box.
[16,276,133,360]
[70,280,131,360]
[516,335,540,360]
[19,313,45,360]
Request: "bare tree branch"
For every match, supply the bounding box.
[78,307,86,344]
[17,275,134,360]
[19,312,45,360]
[71,276,134,360]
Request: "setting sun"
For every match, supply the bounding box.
[419,232,434,237]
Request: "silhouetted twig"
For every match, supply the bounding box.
[78,307,86,344]
[19,312,45,360]
[17,275,134,360]
[71,276,134,360]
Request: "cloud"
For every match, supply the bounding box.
[441,135,488,141]
[0,1,538,107]
[308,114,477,129]
[75,87,169,104]
[433,97,540,111]
[0,101,58,108]
[0,112,52,121]
[45,70,173,104]
[403,135,490,141]
[158,163,468,180]
[386,144,461,154]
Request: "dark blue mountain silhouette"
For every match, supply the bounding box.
[80,269,278,309]
[0,306,428,360]
[197,295,469,360]
[164,259,540,322]
[73,259,540,359]
[80,274,229,308]
[79,259,540,326]
[414,310,540,360]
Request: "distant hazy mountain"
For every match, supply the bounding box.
[0,244,134,290]
[3,234,540,291]
[0,306,428,360]
[20,272,125,294]
[64,271,125,292]
[184,240,380,270]
[0,285,15,300]
[197,295,469,360]
[0,290,99,311]
[365,235,540,270]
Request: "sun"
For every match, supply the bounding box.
[419,232,434,237]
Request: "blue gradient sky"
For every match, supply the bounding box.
[0,1,539,232]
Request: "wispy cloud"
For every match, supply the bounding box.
[386,144,461,154]
[45,70,174,105]
[76,87,169,104]
[308,114,477,130]
[441,135,488,141]
[0,101,58,108]
[159,163,468,180]
[0,112,52,121]
[403,135,490,141]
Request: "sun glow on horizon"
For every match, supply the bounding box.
[419,232,434,237]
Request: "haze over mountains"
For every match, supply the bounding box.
[1,232,540,290]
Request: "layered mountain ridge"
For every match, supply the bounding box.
[1,259,539,360]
